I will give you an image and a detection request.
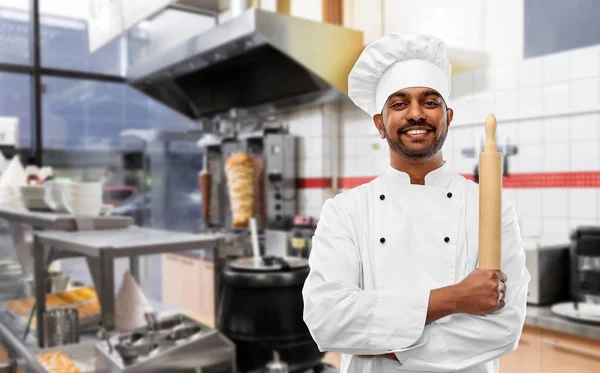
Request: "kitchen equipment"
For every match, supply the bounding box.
[198,126,298,232]
[94,313,236,373]
[289,216,317,259]
[266,351,289,373]
[42,308,80,348]
[478,114,502,270]
[569,226,600,304]
[127,8,364,119]
[199,166,211,222]
[22,270,70,297]
[524,239,571,305]
[550,226,600,324]
[218,256,322,373]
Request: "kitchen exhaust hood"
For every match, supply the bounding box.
[126,7,364,119]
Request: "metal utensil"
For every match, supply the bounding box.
[265,351,288,373]
[42,308,79,347]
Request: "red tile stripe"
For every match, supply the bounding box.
[297,171,600,189]
[297,177,332,189]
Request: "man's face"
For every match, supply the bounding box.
[373,87,453,160]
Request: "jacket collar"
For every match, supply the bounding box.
[384,161,454,187]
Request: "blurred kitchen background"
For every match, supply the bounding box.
[0,1,599,373]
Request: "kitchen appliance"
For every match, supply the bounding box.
[266,351,289,373]
[569,226,600,304]
[42,308,80,348]
[550,226,600,324]
[199,124,298,233]
[524,239,571,305]
[289,216,317,259]
[217,256,322,373]
[94,313,236,373]
[127,8,364,119]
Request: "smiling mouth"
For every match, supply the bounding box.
[404,129,431,135]
[399,127,434,140]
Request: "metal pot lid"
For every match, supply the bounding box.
[229,256,308,272]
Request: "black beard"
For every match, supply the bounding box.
[382,121,448,160]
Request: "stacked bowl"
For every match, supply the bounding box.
[20,185,52,211]
[67,182,103,216]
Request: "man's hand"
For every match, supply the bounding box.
[454,268,507,315]
[356,268,507,361]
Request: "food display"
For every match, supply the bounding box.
[37,351,80,373]
[225,152,255,228]
[3,287,97,316]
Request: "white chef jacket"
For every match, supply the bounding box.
[302,162,530,373]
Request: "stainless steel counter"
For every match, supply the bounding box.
[0,299,177,373]
[525,305,600,340]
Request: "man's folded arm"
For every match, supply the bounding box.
[392,201,531,371]
[302,197,431,355]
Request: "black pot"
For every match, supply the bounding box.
[217,256,322,373]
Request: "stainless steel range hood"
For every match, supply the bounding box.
[126,7,364,119]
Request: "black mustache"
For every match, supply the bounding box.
[397,123,436,134]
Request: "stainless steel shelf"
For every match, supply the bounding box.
[34,227,224,257]
[32,228,229,347]
[0,207,134,231]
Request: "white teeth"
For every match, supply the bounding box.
[406,130,428,135]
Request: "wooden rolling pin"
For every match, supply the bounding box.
[478,114,502,270]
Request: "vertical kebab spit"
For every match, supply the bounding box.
[225,152,255,228]
[478,114,503,270]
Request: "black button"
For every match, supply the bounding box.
[444,237,450,243]
[380,194,385,200]
[380,237,386,243]
[447,192,452,198]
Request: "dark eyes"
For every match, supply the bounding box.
[391,101,439,108]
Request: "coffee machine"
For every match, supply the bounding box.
[569,226,600,304]
[551,226,600,324]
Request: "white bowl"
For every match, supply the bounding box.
[67,195,103,216]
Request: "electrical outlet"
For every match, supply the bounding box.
[0,117,19,147]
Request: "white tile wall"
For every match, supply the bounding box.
[542,190,568,218]
[570,141,599,171]
[569,45,600,80]
[570,77,600,113]
[518,57,543,88]
[542,51,570,84]
[570,113,600,140]
[542,83,570,116]
[569,189,598,220]
[543,218,570,238]
[543,143,569,172]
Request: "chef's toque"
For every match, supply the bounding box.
[348,33,452,117]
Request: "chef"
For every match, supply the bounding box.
[302,33,530,373]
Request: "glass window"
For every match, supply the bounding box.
[41,76,202,233]
[42,76,194,150]
[0,72,31,150]
[0,0,31,65]
[40,1,216,75]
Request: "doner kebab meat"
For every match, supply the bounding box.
[225,152,255,228]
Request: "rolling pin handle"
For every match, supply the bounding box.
[484,114,497,152]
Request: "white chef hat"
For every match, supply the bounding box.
[348,33,452,117]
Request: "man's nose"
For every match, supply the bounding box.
[405,102,426,122]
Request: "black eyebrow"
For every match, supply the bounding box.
[387,90,442,101]
[420,90,442,99]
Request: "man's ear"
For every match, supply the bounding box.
[373,114,385,139]
[446,108,454,129]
